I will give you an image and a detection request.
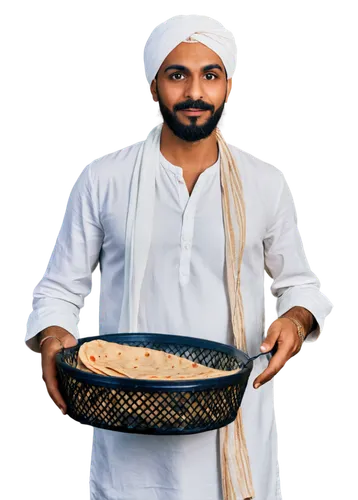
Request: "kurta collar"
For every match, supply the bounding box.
[159,150,221,179]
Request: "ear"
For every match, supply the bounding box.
[225,78,232,102]
[150,79,158,102]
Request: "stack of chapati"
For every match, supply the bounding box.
[73,339,239,429]
[76,339,240,380]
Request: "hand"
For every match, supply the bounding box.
[40,327,78,414]
[253,318,303,389]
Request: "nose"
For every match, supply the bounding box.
[184,75,204,102]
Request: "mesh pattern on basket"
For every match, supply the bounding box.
[56,336,251,435]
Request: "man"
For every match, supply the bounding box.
[26,14,333,500]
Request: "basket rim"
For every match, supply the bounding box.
[56,332,253,391]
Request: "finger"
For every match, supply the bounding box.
[253,345,291,388]
[44,378,67,414]
[260,322,282,353]
[41,346,67,414]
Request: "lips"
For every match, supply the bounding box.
[180,108,207,115]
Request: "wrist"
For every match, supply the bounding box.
[279,306,314,337]
[283,317,306,345]
[37,327,75,351]
[38,326,72,340]
[39,335,64,351]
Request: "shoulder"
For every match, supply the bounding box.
[66,140,144,207]
[227,143,284,185]
[227,143,287,202]
[227,144,289,232]
[87,140,144,185]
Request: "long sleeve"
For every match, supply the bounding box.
[263,171,333,341]
[25,162,104,353]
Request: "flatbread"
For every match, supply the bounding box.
[76,339,240,380]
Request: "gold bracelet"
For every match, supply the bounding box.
[39,335,64,351]
[287,318,306,349]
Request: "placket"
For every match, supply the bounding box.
[177,174,207,286]
[158,152,219,287]
[179,203,195,286]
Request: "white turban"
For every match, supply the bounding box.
[143,14,237,85]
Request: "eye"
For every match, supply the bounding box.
[169,72,185,80]
[204,73,218,80]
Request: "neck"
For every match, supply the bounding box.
[160,122,219,173]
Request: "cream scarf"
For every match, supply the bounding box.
[118,122,255,499]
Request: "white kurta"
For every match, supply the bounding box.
[26,139,333,500]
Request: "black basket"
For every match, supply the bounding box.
[56,333,253,435]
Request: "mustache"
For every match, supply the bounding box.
[174,100,214,112]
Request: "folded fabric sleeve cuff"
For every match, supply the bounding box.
[276,285,333,342]
[26,311,80,353]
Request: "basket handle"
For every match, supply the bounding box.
[241,342,278,369]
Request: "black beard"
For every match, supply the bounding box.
[156,86,226,142]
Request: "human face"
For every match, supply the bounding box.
[151,42,232,142]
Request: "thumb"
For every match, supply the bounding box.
[67,336,78,348]
[260,321,282,353]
